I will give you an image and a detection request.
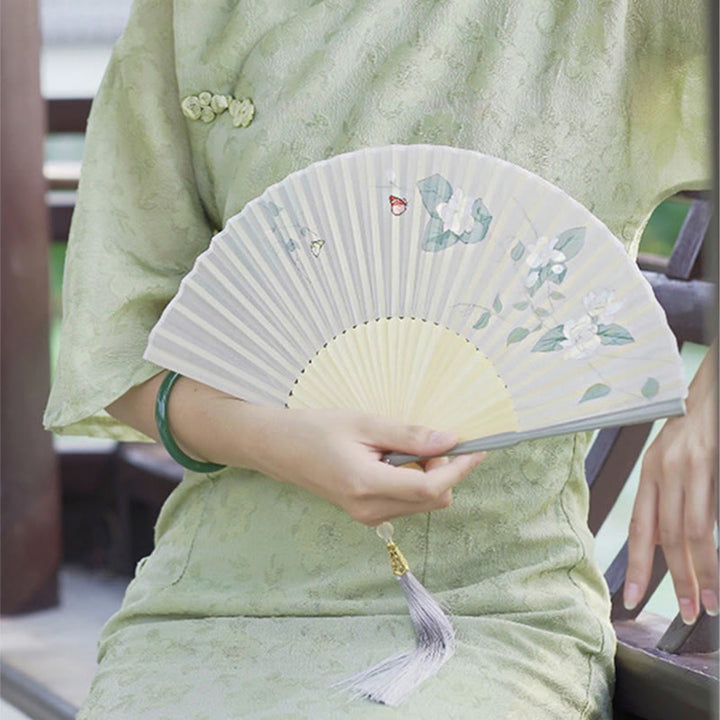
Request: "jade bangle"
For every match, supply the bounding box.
[155,371,227,473]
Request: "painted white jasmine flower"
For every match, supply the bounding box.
[199,106,216,123]
[583,289,622,323]
[436,188,475,235]
[525,236,566,270]
[210,94,230,113]
[561,315,601,359]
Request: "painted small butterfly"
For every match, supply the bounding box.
[389,195,408,216]
[310,238,325,257]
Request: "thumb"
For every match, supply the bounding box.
[359,415,458,456]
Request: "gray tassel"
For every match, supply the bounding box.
[335,522,456,706]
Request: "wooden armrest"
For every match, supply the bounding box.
[613,613,718,720]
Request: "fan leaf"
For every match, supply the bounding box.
[513,301,529,310]
[531,325,566,352]
[580,383,611,403]
[493,295,503,313]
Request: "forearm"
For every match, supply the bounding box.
[105,372,276,470]
[104,372,486,526]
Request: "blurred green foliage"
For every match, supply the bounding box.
[639,196,691,257]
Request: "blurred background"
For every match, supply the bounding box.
[1,2,716,719]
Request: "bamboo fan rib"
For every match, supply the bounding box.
[286,318,518,440]
[145,144,687,458]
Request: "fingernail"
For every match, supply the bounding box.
[623,582,642,610]
[701,589,719,616]
[678,598,697,625]
[429,432,456,446]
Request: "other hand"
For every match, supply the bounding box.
[625,344,718,623]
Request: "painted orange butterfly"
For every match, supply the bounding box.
[389,194,408,216]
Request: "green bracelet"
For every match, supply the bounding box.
[155,371,227,473]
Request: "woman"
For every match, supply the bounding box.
[44,1,712,716]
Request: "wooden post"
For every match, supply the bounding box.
[1,0,62,613]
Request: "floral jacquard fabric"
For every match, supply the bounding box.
[43,0,710,717]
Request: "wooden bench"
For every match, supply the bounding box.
[45,99,719,720]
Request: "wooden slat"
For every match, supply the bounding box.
[657,611,719,654]
[49,192,76,242]
[666,200,712,280]
[637,253,669,275]
[586,424,653,535]
[44,161,81,191]
[46,98,92,134]
[642,272,715,345]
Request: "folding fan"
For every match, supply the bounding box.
[145,144,686,460]
[144,144,686,705]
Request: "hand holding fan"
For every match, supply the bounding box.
[144,144,685,704]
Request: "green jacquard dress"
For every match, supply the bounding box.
[44,1,710,717]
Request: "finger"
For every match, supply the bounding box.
[356,415,458,457]
[367,451,485,503]
[684,457,719,615]
[625,467,659,610]
[422,456,450,471]
[658,477,699,624]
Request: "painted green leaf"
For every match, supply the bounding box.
[641,377,660,399]
[597,323,634,346]
[554,227,586,260]
[473,311,491,329]
[493,295,503,313]
[262,201,282,217]
[422,216,457,252]
[511,241,525,261]
[580,383,611,403]
[507,327,530,345]
[550,291,565,300]
[417,174,453,218]
[531,325,566,352]
[513,301,529,310]
[457,199,492,245]
[549,267,567,284]
[534,308,550,317]
[528,264,552,297]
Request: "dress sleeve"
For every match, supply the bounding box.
[44,0,214,440]
[623,0,712,254]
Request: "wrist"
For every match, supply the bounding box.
[165,376,299,475]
